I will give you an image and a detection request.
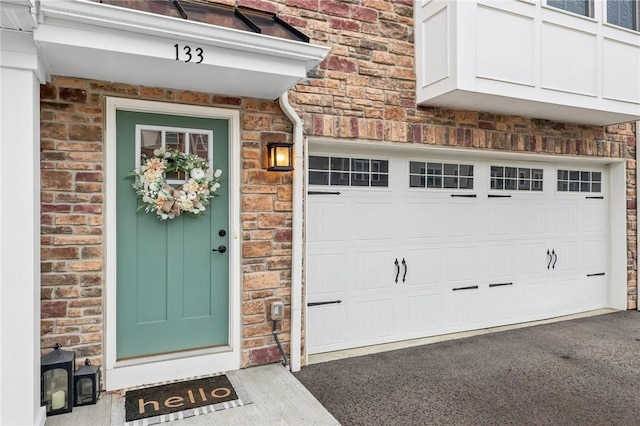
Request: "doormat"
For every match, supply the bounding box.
[124,374,247,425]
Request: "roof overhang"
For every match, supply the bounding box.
[34,0,330,99]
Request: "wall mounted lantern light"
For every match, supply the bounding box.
[266,141,293,172]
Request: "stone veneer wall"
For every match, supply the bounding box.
[40,0,637,372]
[40,76,294,368]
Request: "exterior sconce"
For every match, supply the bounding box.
[266,141,293,171]
[41,343,75,415]
[74,359,101,406]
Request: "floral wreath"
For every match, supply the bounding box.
[131,148,222,220]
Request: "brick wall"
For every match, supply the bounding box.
[40,76,293,368]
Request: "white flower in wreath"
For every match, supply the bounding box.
[190,168,205,180]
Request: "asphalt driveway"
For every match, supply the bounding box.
[294,311,640,426]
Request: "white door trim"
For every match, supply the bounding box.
[104,97,241,390]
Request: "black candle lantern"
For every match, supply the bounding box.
[74,359,101,406]
[41,343,75,415]
[266,141,294,171]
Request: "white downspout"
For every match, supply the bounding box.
[279,92,304,371]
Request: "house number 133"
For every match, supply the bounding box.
[174,44,204,63]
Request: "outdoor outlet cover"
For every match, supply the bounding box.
[271,301,285,320]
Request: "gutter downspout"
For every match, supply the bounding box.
[279,92,304,372]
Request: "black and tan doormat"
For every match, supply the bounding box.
[124,374,250,425]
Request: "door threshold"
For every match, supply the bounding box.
[308,308,618,365]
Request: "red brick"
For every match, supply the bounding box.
[329,18,360,31]
[59,88,87,103]
[353,5,378,22]
[325,56,357,73]
[41,301,67,318]
[286,0,318,11]
[247,346,282,366]
[42,171,73,190]
[320,0,350,17]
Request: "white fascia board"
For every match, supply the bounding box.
[38,0,330,69]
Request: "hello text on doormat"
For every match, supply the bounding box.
[125,375,239,422]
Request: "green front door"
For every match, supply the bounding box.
[116,110,229,360]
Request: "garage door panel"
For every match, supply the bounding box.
[404,247,443,288]
[583,238,607,273]
[405,201,445,241]
[307,201,350,243]
[488,285,521,322]
[519,203,547,236]
[445,246,480,282]
[446,202,482,238]
[551,240,581,275]
[487,204,519,236]
[307,252,349,296]
[355,250,395,290]
[444,289,486,327]
[554,202,582,235]
[407,293,442,333]
[307,303,349,353]
[486,243,521,280]
[582,202,606,235]
[355,298,395,342]
[353,201,395,241]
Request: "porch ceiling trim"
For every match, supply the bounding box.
[35,0,330,99]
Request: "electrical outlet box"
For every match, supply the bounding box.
[271,301,285,321]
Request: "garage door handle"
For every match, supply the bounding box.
[552,249,557,269]
[547,249,552,269]
[394,258,400,283]
[402,258,407,283]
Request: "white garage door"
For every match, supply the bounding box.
[306,150,608,354]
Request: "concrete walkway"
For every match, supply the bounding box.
[46,363,338,425]
[295,310,640,426]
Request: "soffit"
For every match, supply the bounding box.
[34,0,330,99]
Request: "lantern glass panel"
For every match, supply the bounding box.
[76,378,94,405]
[43,369,70,412]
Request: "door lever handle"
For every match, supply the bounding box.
[552,249,557,269]
[402,258,407,283]
[394,258,400,283]
[547,249,551,270]
[212,245,227,253]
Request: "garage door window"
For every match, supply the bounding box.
[557,170,602,192]
[490,166,543,191]
[308,155,389,187]
[409,161,474,189]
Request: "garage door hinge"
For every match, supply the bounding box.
[307,300,343,306]
[489,282,513,288]
[452,285,479,291]
[308,191,342,195]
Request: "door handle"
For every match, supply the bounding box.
[402,258,407,283]
[394,258,399,283]
[547,249,552,270]
[212,245,227,253]
[552,249,557,269]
